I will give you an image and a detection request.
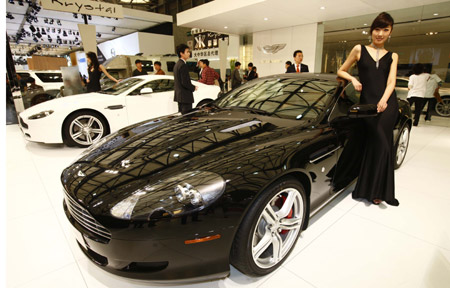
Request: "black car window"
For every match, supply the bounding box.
[215,78,337,120]
[329,83,361,121]
[396,79,408,88]
[129,79,174,95]
[35,73,63,83]
[141,60,154,72]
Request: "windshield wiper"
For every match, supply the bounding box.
[228,106,271,116]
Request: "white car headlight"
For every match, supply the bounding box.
[110,171,226,220]
[28,110,54,120]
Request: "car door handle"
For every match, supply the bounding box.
[309,145,341,164]
[105,105,125,110]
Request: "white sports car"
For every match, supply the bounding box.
[18,75,220,147]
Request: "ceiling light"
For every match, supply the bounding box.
[6,13,14,20]
[49,18,54,24]
[433,13,439,16]
[63,30,67,37]
[41,28,46,35]
[48,35,52,43]
[36,31,42,38]
[18,0,24,6]
[224,26,228,29]
[264,17,268,21]
[73,13,78,19]
[57,20,61,25]
[320,6,325,10]
[44,18,48,24]
[88,15,92,20]
[29,25,36,33]
[96,33,101,38]
[363,23,368,26]
[8,0,14,4]
[112,26,116,32]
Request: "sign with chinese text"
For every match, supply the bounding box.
[192,31,229,59]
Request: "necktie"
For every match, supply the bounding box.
[296,64,300,73]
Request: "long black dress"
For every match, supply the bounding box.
[87,68,102,93]
[352,45,400,206]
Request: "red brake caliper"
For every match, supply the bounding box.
[277,195,293,235]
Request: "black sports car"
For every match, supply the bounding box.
[62,74,412,282]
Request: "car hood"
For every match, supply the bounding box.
[19,92,113,118]
[62,108,311,213]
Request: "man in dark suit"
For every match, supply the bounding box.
[173,44,197,114]
[286,50,309,73]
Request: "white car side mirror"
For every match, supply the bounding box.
[140,87,153,94]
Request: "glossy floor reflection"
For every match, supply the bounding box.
[6,121,450,288]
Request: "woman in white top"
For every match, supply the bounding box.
[407,63,429,126]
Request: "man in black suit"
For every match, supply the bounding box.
[173,44,197,114]
[286,50,309,73]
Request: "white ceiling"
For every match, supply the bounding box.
[177,0,450,35]
[5,1,172,56]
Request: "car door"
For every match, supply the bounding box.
[125,79,178,125]
[395,78,409,100]
[328,82,366,194]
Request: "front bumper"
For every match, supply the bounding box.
[63,199,231,282]
[18,115,63,144]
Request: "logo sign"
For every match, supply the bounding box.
[40,0,124,18]
[192,31,229,59]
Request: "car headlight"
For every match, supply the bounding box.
[110,171,226,221]
[28,110,54,120]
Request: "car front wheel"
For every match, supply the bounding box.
[230,177,307,276]
[63,111,109,148]
[395,124,410,169]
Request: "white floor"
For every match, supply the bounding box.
[5,118,450,288]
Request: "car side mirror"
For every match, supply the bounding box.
[140,87,153,94]
[347,104,378,118]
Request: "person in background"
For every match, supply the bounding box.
[231,61,242,89]
[243,62,254,81]
[173,44,198,114]
[407,63,429,126]
[285,61,292,73]
[132,59,148,76]
[154,61,165,75]
[286,50,309,73]
[423,67,443,122]
[251,66,259,79]
[86,51,119,92]
[337,12,399,206]
[198,59,219,85]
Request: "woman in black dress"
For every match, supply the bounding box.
[86,52,119,92]
[337,12,399,206]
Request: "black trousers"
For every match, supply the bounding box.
[178,102,192,115]
[408,97,425,126]
[423,98,436,120]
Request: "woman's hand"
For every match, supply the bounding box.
[351,77,362,91]
[377,99,388,112]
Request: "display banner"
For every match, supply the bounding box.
[192,31,229,59]
[40,0,124,18]
[78,24,96,55]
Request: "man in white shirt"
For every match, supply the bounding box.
[423,69,443,121]
[407,63,429,126]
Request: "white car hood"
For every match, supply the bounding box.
[19,92,115,118]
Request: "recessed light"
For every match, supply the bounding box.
[224,26,228,29]
[363,23,368,26]
[320,6,325,10]
[433,13,439,16]
[264,17,268,21]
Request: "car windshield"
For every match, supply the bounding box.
[215,78,337,120]
[100,78,144,95]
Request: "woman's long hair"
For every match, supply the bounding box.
[86,52,100,71]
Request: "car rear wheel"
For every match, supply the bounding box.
[63,111,109,148]
[435,97,450,117]
[395,124,410,169]
[195,99,213,108]
[230,177,307,276]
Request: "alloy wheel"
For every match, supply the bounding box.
[251,188,304,269]
[435,98,450,117]
[69,115,104,146]
[396,126,409,167]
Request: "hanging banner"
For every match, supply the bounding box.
[40,0,124,18]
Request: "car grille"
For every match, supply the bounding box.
[64,189,112,241]
[19,117,28,129]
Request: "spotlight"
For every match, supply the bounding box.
[46,27,50,32]
[57,28,61,34]
[63,30,67,37]
[56,35,62,44]
[63,40,67,44]
[41,28,46,35]
[68,30,72,35]
[73,13,78,19]
[8,0,14,4]
[18,0,24,6]
[33,36,38,42]
[57,19,61,25]
[96,33,101,38]
[47,35,52,43]
[88,15,92,20]
[6,13,15,20]
[49,18,54,24]
[29,24,36,33]
[52,28,55,33]
[34,17,38,23]
[44,18,48,24]
[112,27,116,32]
[36,31,42,38]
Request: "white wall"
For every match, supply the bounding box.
[253,23,321,77]
[97,32,174,59]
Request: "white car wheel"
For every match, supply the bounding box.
[63,111,109,148]
[435,98,450,117]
